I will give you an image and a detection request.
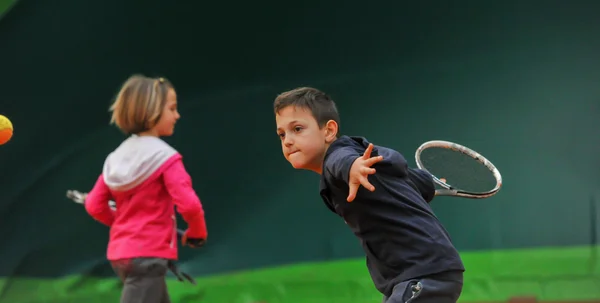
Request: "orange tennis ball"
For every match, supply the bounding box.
[0,115,14,145]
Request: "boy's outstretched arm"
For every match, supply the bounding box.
[326,143,384,202]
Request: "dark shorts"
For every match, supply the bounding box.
[111,258,171,303]
[382,271,464,303]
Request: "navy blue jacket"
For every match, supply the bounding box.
[319,136,464,297]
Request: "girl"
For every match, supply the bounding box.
[84,74,208,303]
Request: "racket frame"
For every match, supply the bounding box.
[414,140,503,199]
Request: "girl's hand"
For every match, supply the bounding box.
[182,230,206,248]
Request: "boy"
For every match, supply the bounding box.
[274,87,465,303]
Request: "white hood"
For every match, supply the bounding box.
[102,135,178,192]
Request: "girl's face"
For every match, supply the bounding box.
[154,88,180,137]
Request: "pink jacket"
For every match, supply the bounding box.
[85,135,207,261]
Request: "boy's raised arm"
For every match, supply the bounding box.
[326,143,384,202]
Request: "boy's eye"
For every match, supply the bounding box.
[277,133,285,139]
[294,126,302,132]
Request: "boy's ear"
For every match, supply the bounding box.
[324,120,338,142]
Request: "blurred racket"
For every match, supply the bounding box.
[66,190,200,284]
[415,140,502,199]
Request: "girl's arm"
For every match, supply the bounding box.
[163,158,208,239]
[85,175,115,226]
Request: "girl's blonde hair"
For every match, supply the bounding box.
[109,74,174,134]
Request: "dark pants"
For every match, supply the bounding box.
[382,271,463,303]
[111,258,171,303]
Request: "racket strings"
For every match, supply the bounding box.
[419,147,497,193]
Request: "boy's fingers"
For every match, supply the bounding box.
[361,167,376,175]
[361,178,376,192]
[363,143,374,159]
[347,183,358,202]
[365,156,383,166]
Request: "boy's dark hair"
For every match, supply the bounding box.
[274,87,341,135]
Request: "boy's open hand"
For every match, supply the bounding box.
[347,143,384,202]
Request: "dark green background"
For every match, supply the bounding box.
[1,0,599,284]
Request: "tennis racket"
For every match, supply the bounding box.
[414,140,502,199]
[66,189,186,237]
[66,190,201,285]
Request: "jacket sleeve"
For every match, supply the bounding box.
[368,145,436,203]
[324,147,360,184]
[408,168,436,203]
[163,158,208,239]
[85,175,115,226]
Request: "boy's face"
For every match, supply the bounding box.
[275,105,337,174]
